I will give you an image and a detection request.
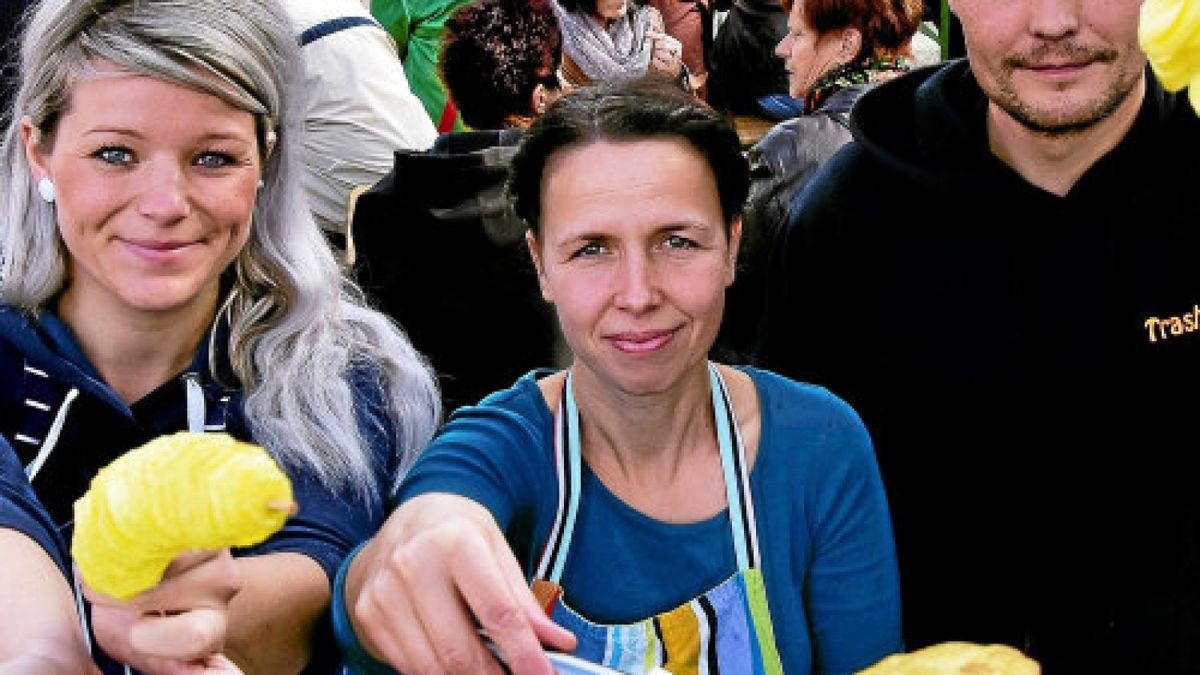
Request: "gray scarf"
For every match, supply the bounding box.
[552,0,655,82]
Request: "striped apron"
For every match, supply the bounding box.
[530,363,785,675]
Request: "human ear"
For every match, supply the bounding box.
[526,230,554,302]
[20,117,52,186]
[837,27,862,65]
[531,83,549,116]
[263,129,278,160]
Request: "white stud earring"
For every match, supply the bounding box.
[257,179,265,190]
[37,177,56,204]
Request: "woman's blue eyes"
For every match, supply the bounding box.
[194,152,235,169]
[91,147,236,168]
[94,147,133,165]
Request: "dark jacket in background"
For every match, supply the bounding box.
[716,84,865,364]
[707,0,788,115]
[352,129,564,414]
[766,60,1200,673]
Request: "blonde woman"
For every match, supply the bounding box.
[0,0,439,671]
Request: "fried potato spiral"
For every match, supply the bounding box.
[72,432,294,600]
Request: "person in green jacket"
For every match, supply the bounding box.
[373,0,470,131]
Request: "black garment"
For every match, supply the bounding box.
[352,129,563,414]
[765,60,1200,674]
[716,85,861,364]
[746,85,861,249]
[707,0,788,115]
[1,0,32,110]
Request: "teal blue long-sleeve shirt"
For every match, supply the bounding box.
[337,367,901,674]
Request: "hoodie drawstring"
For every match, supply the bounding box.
[183,373,206,434]
[24,387,79,482]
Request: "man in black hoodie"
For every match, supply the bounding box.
[765,1,1200,672]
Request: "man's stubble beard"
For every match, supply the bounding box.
[984,43,1146,137]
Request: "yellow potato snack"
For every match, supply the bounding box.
[72,432,294,600]
[1140,0,1200,113]
[857,642,1040,675]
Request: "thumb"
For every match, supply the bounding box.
[131,607,227,660]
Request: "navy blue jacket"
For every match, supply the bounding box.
[0,303,402,673]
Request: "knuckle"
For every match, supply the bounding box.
[90,608,131,654]
[480,603,526,635]
[502,640,546,672]
[408,653,444,675]
[429,534,461,561]
[352,592,378,626]
[180,611,226,657]
[354,589,409,658]
[386,543,425,583]
[217,563,242,600]
[421,519,481,559]
[439,644,478,673]
[354,589,389,631]
[201,610,228,647]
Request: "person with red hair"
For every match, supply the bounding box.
[716,0,922,363]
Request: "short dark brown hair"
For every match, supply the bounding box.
[509,78,749,235]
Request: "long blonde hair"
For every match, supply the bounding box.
[0,0,440,499]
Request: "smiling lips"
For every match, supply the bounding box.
[121,237,198,264]
[1009,45,1117,75]
[1027,60,1091,75]
[606,328,678,354]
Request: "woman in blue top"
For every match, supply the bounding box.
[0,0,440,672]
[340,78,900,675]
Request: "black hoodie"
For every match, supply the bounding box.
[352,129,564,414]
[766,60,1200,673]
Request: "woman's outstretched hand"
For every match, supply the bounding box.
[346,493,577,674]
[85,550,243,675]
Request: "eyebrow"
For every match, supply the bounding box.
[553,221,710,244]
[80,127,253,143]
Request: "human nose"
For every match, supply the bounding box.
[775,34,790,59]
[613,252,661,312]
[1028,0,1080,40]
[137,162,190,223]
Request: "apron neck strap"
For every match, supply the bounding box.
[710,363,760,571]
[535,364,761,584]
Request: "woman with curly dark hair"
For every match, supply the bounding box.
[440,0,565,129]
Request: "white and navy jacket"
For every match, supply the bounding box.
[0,303,402,673]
